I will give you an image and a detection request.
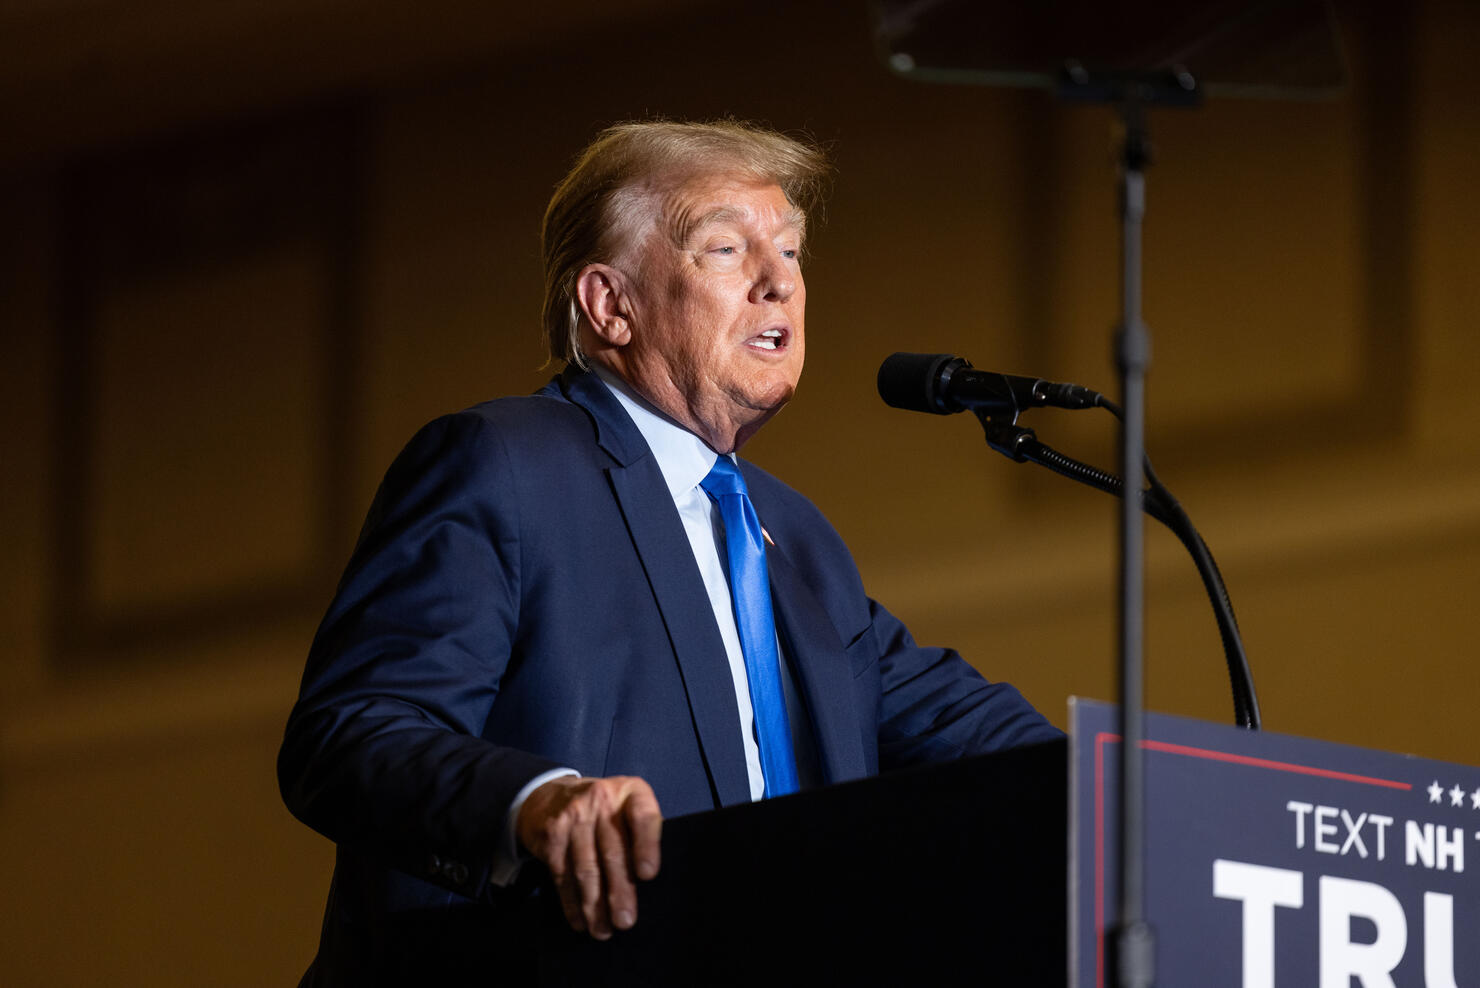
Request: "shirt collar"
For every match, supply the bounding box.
[592,366,726,499]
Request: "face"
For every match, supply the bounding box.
[608,173,806,452]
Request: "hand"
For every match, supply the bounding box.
[516,775,663,939]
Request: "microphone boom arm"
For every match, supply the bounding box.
[980,414,1261,730]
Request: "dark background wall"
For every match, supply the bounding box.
[2,1,1477,982]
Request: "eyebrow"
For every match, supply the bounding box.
[672,203,807,247]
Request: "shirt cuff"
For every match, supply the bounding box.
[487,767,581,887]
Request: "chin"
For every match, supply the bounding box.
[744,379,797,414]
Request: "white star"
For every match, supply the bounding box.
[1451,784,1466,807]
[1472,788,1480,810]
[1429,781,1444,803]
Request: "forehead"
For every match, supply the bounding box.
[658,172,804,242]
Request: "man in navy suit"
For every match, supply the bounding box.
[279,119,1060,982]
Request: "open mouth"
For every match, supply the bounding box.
[746,326,790,352]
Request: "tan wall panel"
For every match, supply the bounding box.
[91,244,324,612]
[0,721,331,985]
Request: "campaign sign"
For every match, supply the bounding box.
[1071,699,1479,987]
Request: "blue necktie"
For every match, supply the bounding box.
[700,456,799,798]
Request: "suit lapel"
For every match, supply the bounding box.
[762,541,872,788]
[557,369,752,808]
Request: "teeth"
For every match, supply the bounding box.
[762,329,782,337]
[752,338,777,350]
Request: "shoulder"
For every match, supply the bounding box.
[395,388,597,474]
[363,389,601,531]
[740,459,875,647]
[739,461,836,538]
[439,388,590,445]
[741,460,860,580]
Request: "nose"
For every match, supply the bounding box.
[749,253,798,304]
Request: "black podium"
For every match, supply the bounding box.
[538,739,1068,986]
[527,702,1480,987]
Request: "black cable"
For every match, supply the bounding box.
[980,414,1261,730]
[1095,399,1259,729]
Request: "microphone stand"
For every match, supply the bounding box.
[1058,65,1200,988]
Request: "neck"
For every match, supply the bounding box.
[588,359,773,454]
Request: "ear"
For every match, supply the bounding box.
[575,263,632,347]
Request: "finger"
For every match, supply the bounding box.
[540,817,584,933]
[623,783,664,881]
[596,806,637,931]
[567,814,610,939]
[554,871,586,933]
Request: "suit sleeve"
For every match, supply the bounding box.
[277,411,558,900]
[867,597,1064,770]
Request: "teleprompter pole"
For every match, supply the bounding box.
[1059,64,1199,988]
[1113,95,1154,988]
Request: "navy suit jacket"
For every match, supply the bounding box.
[278,367,1060,983]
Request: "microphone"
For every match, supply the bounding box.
[877,352,1102,416]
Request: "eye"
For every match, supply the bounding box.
[714,246,736,255]
[780,248,798,260]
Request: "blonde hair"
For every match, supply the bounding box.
[540,119,830,367]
